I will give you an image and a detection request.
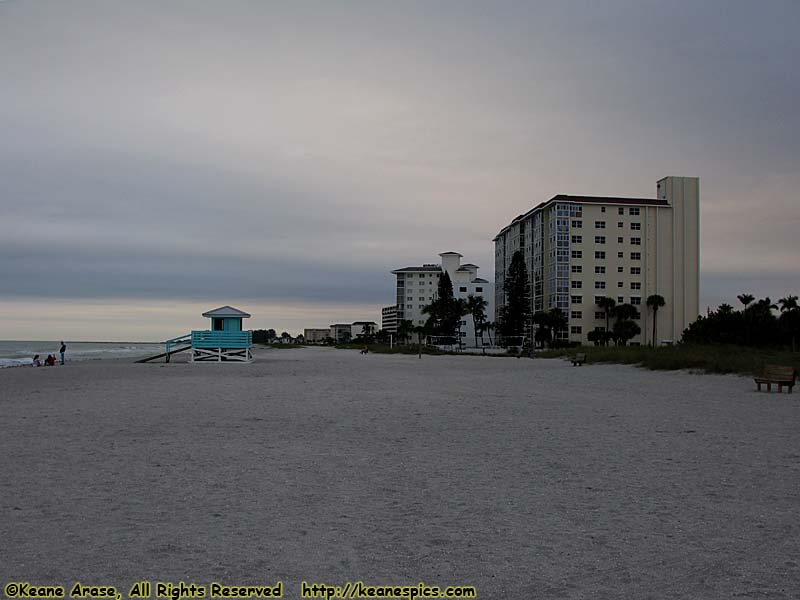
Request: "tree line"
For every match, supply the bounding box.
[682,294,799,350]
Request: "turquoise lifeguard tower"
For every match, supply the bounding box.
[142,305,253,364]
[191,306,253,362]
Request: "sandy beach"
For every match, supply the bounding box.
[1,346,798,598]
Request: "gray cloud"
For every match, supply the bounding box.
[1,0,798,337]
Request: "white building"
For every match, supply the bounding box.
[390,252,494,348]
[329,322,378,343]
[493,176,699,346]
[381,305,398,333]
[304,328,330,343]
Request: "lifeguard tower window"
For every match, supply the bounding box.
[213,318,224,331]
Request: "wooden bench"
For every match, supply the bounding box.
[754,365,796,393]
[571,353,586,366]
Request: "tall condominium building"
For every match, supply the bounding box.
[390,252,494,347]
[493,176,699,346]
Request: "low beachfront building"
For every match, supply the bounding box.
[493,176,699,346]
[304,328,330,343]
[391,252,494,348]
[329,323,353,343]
[329,321,379,343]
[352,321,378,339]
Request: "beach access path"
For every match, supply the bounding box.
[1,346,798,598]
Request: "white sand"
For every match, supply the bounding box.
[1,347,798,598]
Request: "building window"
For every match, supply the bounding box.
[631,282,641,290]
[595,221,606,229]
[595,236,606,244]
[459,286,467,292]
[571,295,582,304]
[594,295,606,304]
[595,266,606,274]
[601,206,606,213]
[571,281,582,289]
[618,207,625,215]
[617,236,624,244]
[571,235,582,243]
[630,267,641,275]
[631,237,641,245]
[631,252,641,260]
[476,286,483,292]
[629,207,640,216]
[617,296,624,304]
[631,222,641,230]
[571,265,582,273]
[595,311,605,319]
[595,281,606,289]
[571,250,583,259]
[595,251,606,259]
[618,281,624,288]
[595,326,606,332]
[617,251,624,258]
[572,220,582,228]
[617,266,624,273]
[571,310,582,319]
[618,222,624,228]
[631,297,642,305]
[571,326,582,334]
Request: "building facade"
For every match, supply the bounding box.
[329,323,353,343]
[304,328,330,343]
[328,322,379,343]
[381,305,398,333]
[352,321,378,338]
[493,176,699,346]
[390,251,494,347]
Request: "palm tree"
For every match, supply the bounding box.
[612,303,641,346]
[396,319,414,345]
[646,294,666,346]
[465,295,489,349]
[779,295,799,352]
[737,293,754,311]
[596,297,616,345]
[737,293,755,344]
[778,295,798,313]
[481,321,495,347]
[412,325,427,359]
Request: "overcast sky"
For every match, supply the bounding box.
[1,0,798,340]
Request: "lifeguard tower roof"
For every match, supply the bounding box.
[202,305,251,318]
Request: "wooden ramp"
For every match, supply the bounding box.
[135,345,191,363]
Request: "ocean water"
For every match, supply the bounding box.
[0,340,164,368]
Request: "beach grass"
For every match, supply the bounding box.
[538,344,800,376]
[334,342,450,355]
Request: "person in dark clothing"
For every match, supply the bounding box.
[59,341,66,365]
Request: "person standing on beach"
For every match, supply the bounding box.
[59,341,66,365]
